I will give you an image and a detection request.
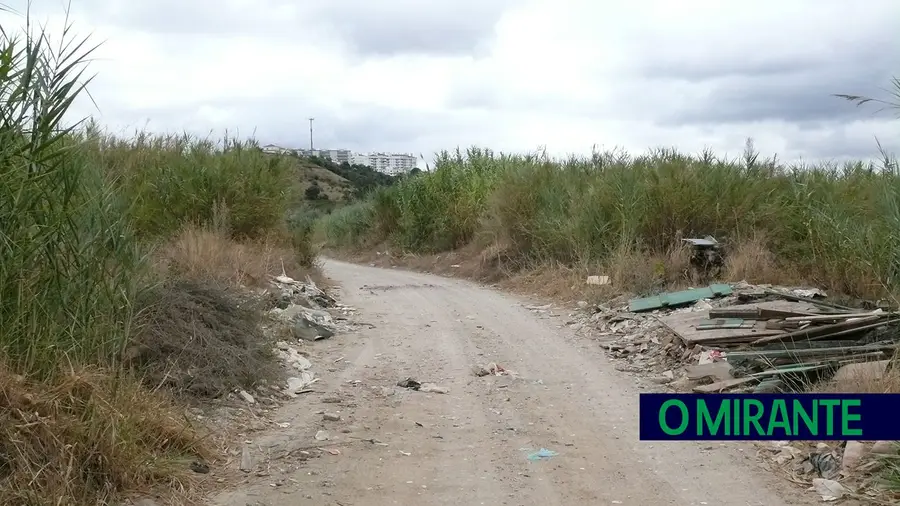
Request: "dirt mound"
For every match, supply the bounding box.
[128,280,280,398]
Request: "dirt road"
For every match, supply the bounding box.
[210,259,815,506]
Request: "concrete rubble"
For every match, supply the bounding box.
[560,280,900,502]
[567,281,898,394]
[258,274,360,398]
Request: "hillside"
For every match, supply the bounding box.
[279,153,404,206]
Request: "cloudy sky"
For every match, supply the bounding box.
[2,0,898,164]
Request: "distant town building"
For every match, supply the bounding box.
[261,144,417,176]
[297,148,352,165]
[261,144,293,155]
[351,152,417,175]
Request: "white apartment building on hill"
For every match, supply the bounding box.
[262,145,418,175]
[294,148,352,165]
[351,152,417,175]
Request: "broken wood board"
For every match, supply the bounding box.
[708,300,830,320]
[726,343,899,362]
[751,315,889,345]
[692,377,756,393]
[763,289,856,312]
[783,311,885,323]
[658,310,784,346]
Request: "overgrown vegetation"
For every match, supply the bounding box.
[0,10,312,505]
[319,139,900,300]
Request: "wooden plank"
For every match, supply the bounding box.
[659,310,784,345]
[725,343,898,361]
[783,311,885,322]
[765,319,802,330]
[692,377,757,393]
[763,289,857,312]
[807,320,897,342]
[708,300,825,320]
[751,315,885,345]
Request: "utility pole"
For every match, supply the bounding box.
[308,117,315,151]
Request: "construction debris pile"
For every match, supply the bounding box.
[261,275,357,396]
[585,282,899,393]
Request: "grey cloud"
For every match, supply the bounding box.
[634,24,899,126]
[653,46,896,126]
[640,58,817,82]
[785,121,900,163]
[304,0,514,56]
[661,72,894,126]
[20,0,513,57]
[87,94,468,154]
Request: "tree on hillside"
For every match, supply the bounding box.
[305,183,323,200]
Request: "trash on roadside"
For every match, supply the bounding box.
[291,314,335,341]
[419,383,449,394]
[586,275,610,286]
[472,362,507,377]
[286,373,318,395]
[628,284,733,313]
[397,378,421,390]
[271,274,336,309]
[644,288,900,393]
[526,448,559,461]
[811,478,847,501]
[683,236,725,280]
[808,451,841,480]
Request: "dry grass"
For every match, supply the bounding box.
[603,243,693,296]
[724,231,794,285]
[157,224,311,288]
[817,355,900,394]
[127,280,280,399]
[0,364,211,506]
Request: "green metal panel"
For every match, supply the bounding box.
[628,284,733,313]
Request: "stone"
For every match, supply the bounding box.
[323,412,341,421]
[239,444,253,472]
[841,441,867,471]
[291,315,335,341]
[833,360,890,385]
[419,383,449,394]
[811,478,846,501]
[238,390,256,404]
[871,440,899,455]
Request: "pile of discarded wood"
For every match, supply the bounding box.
[629,285,899,393]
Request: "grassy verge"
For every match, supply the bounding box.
[0,11,315,505]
